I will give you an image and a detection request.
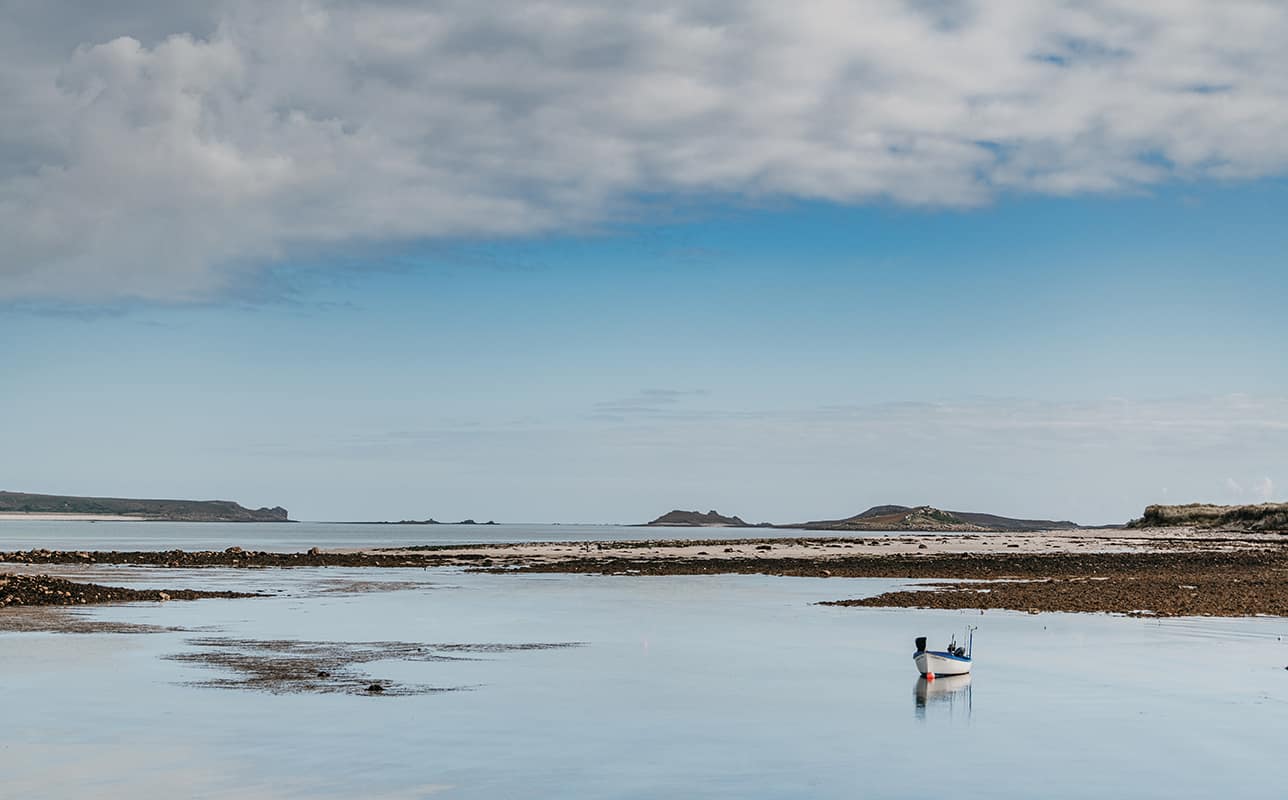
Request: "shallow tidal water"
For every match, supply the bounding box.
[2,563,1286,799]
[0,520,830,551]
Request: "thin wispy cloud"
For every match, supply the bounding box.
[3,1,1288,301]
[591,388,708,418]
[591,394,1288,443]
[230,393,1286,521]
[264,392,1288,468]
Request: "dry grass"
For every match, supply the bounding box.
[1131,503,1288,531]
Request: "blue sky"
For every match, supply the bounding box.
[5,179,1286,523]
[2,2,1286,522]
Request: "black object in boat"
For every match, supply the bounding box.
[914,636,927,653]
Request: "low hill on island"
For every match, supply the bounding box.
[1128,503,1288,532]
[646,509,754,527]
[0,491,290,522]
[646,505,1079,531]
[792,505,1081,532]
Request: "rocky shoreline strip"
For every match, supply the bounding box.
[0,529,1249,571]
[4,533,1286,617]
[503,549,1288,618]
[820,571,1288,617]
[0,574,258,608]
[498,547,1282,577]
[0,547,479,569]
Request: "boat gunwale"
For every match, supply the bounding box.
[915,649,972,663]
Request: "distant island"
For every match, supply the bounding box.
[645,504,1081,531]
[0,491,290,522]
[791,505,1082,532]
[645,509,762,527]
[1129,502,1288,532]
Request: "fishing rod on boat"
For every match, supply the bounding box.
[966,625,977,658]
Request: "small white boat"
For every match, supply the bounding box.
[913,627,976,677]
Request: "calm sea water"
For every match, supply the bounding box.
[0,520,863,552]
[1,561,1286,799]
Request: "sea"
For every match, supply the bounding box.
[2,522,1286,799]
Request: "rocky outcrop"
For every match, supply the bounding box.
[0,573,256,607]
[646,509,750,527]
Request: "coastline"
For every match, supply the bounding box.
[2,526,1285,617]
[0,512,146,522]
[0,512,296,523]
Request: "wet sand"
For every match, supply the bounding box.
[168,637,581,696]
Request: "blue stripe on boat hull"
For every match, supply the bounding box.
[914,650,971,663]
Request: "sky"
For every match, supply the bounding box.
[1,1,1286,523]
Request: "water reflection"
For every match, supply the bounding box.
[914,673,972,721]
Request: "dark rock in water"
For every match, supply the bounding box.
[307,547,321,556]
[317,671,330,678]
[225,546,244,554]
[366,683,385,693]
[0,573,255,608]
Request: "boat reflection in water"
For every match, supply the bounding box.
[913,673,973,721]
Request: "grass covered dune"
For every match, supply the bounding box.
[1130,503,1288,532]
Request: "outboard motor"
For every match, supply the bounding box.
[914,636,927,653]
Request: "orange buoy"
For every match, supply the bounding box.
[926,672,935,681]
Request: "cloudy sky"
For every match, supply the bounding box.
[2,0,1286,522]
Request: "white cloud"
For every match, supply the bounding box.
[3,0,1288,301]
[1252,476,1275,502]
[1223,475,1278,502]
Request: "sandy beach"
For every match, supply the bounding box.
[373,525,1287,561]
